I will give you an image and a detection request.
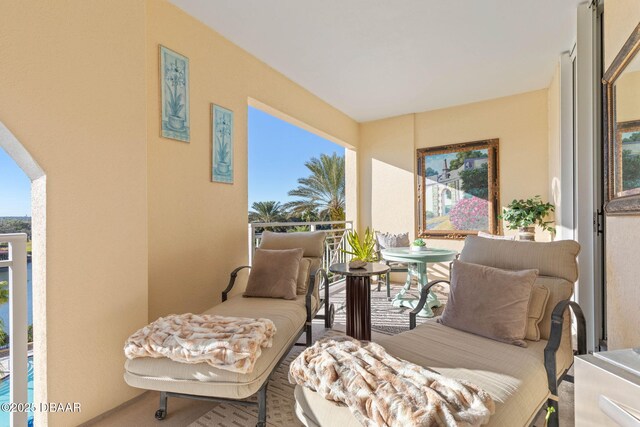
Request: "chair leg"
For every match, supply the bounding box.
[386,273,391,299]
[306,323,312,346]
[155,391,168,420]
[377,275,382,292]
[257,384,268,427]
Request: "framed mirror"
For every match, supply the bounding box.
[604,23,640,214]
[416,139,500,239]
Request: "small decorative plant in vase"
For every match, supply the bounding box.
[342,227,377,269]
[411,238,427,251]
[499,196,555,241]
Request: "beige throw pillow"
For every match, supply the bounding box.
[439,260,538,347]
[296,258,311,295]
[525,284,550,341]
[244,248,303,300]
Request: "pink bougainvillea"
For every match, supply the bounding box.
[449,197,489,230]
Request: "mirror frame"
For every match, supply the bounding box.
[604,22,640,215]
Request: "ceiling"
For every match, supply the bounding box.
[170,0,582,122]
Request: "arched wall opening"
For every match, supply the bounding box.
[0,122,47,425]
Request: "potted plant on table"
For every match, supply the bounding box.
[342,227,377,269]
[411,238,427,251]
[499,196,555,241]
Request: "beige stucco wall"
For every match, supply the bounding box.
[0,1,359,424]
[146,0,358,321]
[359,114,416,237]
[604,0,640,350]
[0,1,149,424]
[359,89,551,259]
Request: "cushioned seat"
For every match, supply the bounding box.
[295,320,571,427]
[125,294,315,399]
[124,231,330,426]
[294,236,584,427]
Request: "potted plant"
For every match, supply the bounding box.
[499,196,555,241]
[342,227,377,269]
[411,238,427,251]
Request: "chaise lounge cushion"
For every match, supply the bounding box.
[459,236,580,283]
[526,284,550,341]
[124,294,312,399]
[439,260,538,347]
[296,258,312,295]
[295,321,571,427]
[244,248,303,300]
[259,230,325,297]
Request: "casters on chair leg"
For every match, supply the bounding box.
[156,391,168,420]
[327,303,335,328]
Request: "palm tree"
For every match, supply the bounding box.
[249,201,286,223]
[286,153,345,222]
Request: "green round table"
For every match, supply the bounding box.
[380,247,458,317]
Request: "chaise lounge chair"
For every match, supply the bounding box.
[124,231,335,426]
[294,236,586,427]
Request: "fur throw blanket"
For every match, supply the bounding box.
[289,337,495,427]
[124,313,276,374]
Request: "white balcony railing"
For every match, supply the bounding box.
[248,221,354,287]
[0,233,28,427]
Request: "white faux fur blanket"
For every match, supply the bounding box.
[124,313,276,374]
[289,336,495,427]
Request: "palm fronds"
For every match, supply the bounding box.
[285,153,345,222]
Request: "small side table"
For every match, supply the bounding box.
[329,262,390,341]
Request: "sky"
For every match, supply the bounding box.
[0,147,31,216]
[248,106,344,207]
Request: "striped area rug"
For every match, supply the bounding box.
[331,280,450,335]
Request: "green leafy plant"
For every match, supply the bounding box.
[412,238,426,247]
[342,227,377,262]
[499,196,555,233]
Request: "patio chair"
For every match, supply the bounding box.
[294,236,585,427]
[124,231,334,427]
[375,231,410,299]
